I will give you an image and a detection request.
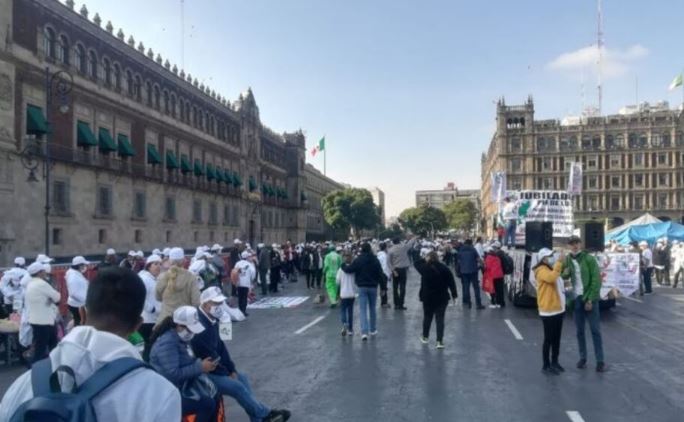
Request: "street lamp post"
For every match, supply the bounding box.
[20,67,73,256]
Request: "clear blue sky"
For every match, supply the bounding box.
[80,0,684,218]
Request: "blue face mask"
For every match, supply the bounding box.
[547,256,557,266]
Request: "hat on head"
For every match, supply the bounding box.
[257,243,265,248]
[152,248,162,256]
[72,256,89,266]
[136,250,144,258]
[13,257,25,266]
[189,260,206,275]
[146,254,162,265]
[27,262,47,275]
[169,247,185,261]
[173,306,205,334]
[36,254,53,263]
[200,286,227,305]
[336,246,343,252]
[639,240,648,247]
[492,241,501,249]
[234,239,242,245]
[106,248,116,256]
[162,247,171,257]
[211,244,223,252]
[567,235,582,245]
[420,248,431,258]
[537,248,555,261]
[241,251,251,259]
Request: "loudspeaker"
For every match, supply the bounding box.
[583,222,605,252]
[525,222,553,252]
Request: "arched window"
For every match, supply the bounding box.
[163,90,170,114]
[209,116,215,136]
[74,43,86,74]
[193,106,198,127]
[102,58,112,86]
[153,85,161,110]
[43,27,56,59]
[126,70,134,96]
[113,63,121,91]
[170,94,176,118]
[134,75,142,101]
[57,35,69,65]
[179,99,185,121]
[145,81,152,106]
[662,132,671,147]
[87,50,98,79]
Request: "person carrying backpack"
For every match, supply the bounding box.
[0,267,181,421]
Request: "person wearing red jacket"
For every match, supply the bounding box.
[483,242,505,309]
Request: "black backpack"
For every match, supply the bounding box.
[502,254,514,275]
[11,357,148,422]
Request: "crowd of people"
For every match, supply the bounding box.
[4,230,679,419]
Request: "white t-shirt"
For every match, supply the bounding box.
[642,248,653,268]
[571,259,584,297]
[502,202,518,221]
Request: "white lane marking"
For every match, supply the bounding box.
[622,296,643,303]
[504,319,523,340]
[566,411,585,422]
[294,315,326,334]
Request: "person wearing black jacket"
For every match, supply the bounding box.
[415,250,458,349]
[301,247,313,289]
[191,289,290,422]
[342,242,383,340]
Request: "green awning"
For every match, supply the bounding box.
[26,104,49,135]
[206,163,216,181]
[249,177,257,192]
[215,167,225,183]
[267,185,275,197]
[77,121,97,147]
[147,144,162,164]
[225,170,234,185]
[98,128,117,153]
[262,183,268,195]
[180,154,191,173]
[117,134,135,157]
[233,173,242,187]
[301,192,307,201]
[194,159,204,176]
[166,151,179,169]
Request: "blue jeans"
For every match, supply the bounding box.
[358,287,377,335]
[504,221,516,247]
[642,268,653,293]
[340,298,355,331]
[460,273,482,306]
[208,372,270,422]
[574,297,604,363]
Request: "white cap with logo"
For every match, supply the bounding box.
[169,247,185,261]
[13,257,25,266]
[173,306,205,334]
[200,286,228,305]
[27,262,47,275]
[72,256,90,266]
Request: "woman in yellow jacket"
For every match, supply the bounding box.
[534,248,566,375]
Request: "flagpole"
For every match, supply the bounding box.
[324,143,327,176]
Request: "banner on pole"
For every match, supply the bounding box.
[490,171,507,202]
[567,162,583,195]
[512,190,574,241]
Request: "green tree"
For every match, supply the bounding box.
[398,205,447,236]
[322,188,380,238]
[377,223,404,240]
[443,199,478,233]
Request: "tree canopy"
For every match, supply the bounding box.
[398,205,447,236]
[443,199,478,233]
[322,188,380,238]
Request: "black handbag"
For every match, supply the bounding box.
[181,374,217,402]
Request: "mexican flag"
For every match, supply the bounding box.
[311,136,325,157]
[669,74,683,91]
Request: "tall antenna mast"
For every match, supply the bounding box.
[597,0,603,115]
[181,0,185,69]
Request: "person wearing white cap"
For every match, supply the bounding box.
[639,241,654,294]
[653,238,671,286]
[209,244,226,288]
[24,261,61,363]
[120,251,136,270]
[533,247,566,375]
[234,251,256,316]
[155,248,201,327]
[65,256,90,327]
[149,306,216,422]
[138,254,163,360]
[0,268,25,317]
[97,248,119,270]
[191,287,291,422]
[0,267,182,421]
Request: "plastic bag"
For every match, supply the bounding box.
[224,305,245,322]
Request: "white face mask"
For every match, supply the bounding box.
[209,305,224,319]
[547,256,557,266]
[178,328,194,342]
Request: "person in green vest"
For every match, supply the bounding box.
[323,245,343,308]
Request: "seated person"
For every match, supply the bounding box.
[191,287,290,422]
[150,306,218,422]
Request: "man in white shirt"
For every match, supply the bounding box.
[501,197,518,248]
[639,241,654,294]
[235,251,256,316]
[66,256,90,326]
[24,262,61,363]
[376,242,392,308]
[0,267,181,421]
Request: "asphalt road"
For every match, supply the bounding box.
[1,270,683,422]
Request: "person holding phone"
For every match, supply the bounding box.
[534,248,565,375]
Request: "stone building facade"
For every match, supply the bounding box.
[0,0,331,264]
[415,183,480,211]
[303,164,345,241]
[480,97,684,238]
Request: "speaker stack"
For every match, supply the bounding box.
[583,222,605,252]
[525,222,553,252]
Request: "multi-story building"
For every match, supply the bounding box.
[480,97,684,238]
[0,0,337,263]
[303,164,345,241]
[416,183,480,210]
[367,187,385,226]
